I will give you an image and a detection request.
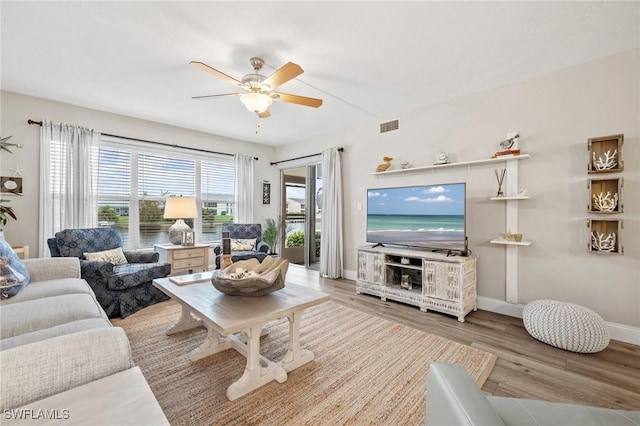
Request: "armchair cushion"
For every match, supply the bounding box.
[84,247,128,265]
[229,251,268,263]
[124,251,160,263]
[108,263,172,291]
[80,260,114,281]
[231,238,256,251]
[54,228,123,259]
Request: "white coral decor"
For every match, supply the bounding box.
[592,149,617,170]
[591,231,616,252]
[592,191,618,212]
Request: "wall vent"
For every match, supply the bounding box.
[379,119,399,133]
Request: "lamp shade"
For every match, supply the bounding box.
[163,196,198,219]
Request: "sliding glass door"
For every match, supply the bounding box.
[280,165,322,269]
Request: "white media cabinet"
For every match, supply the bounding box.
[356,245,477,322]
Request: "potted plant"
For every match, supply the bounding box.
[262,217,282,255]
[0,199,17,234]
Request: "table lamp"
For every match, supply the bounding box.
[163,196,197,245]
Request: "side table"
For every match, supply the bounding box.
[154,243,210,275]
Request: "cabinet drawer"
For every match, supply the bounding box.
[173,248,205,260]
[173,257,205,270]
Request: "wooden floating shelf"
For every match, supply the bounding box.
[490,238,532,246]
[367,154,531,175]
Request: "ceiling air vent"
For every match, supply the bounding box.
[380,119,399,134]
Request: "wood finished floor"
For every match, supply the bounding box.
[286,265,640,411]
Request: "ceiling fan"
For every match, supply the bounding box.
[190,57,323,118]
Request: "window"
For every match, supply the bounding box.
[97,139,234,249]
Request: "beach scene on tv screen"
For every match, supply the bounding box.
[367,184,465,249]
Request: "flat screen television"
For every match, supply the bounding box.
[366,183,467,254]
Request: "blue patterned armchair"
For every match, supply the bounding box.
[213,223,269,269]
[47,228,171,318]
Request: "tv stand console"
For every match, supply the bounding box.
[356,245,477,322]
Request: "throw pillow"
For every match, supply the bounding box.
[83,247,128,265]
[231,238,256,251]
[0,236,31,299]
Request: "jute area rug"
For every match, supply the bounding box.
[113,300,496,425]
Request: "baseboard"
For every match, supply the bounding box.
[343,269,357,282]
[606,322,640,346]
[476,296,524,318]
[477,296,640,346]
[342,278,640,346]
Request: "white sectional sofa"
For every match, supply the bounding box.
[0,257,168,424]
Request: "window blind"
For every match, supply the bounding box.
[97,141,235,249]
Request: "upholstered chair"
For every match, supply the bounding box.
[47,228,171,318]
[213,223,269,269]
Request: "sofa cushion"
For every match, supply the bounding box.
[22,258,81,282]
[0,278,91,306]
[107,263,171,291]
[84,247,128,265]
[0,317,112,350]
[0,293,107,339]
[0,237,30,299]
[0,327,134,410]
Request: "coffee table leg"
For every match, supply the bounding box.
[190,325,232,362]
[226,324,287,401]
[280,309,314,372]
[166,305,202,335]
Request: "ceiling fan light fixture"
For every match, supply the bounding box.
[240,92,273,113]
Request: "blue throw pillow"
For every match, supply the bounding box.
[0,236,30,299]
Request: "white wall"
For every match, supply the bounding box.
[0,91,281,256]
[278,49,640,330]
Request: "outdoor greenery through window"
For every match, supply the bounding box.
[97,139,234,249]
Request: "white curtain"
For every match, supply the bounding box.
[234,153,254,223]
[39,120,100,256]
[320,147,343,278]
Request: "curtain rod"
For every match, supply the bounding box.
[270,147,343,166]
[27,119,258,160]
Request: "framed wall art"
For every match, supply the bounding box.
[262,181,271,204]
[1,176,23,195]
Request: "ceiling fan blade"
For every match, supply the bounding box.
[273,92,323,108]
[258,109,271,118]
[190,61,243,87]
[191,93,240,100]
[262,62,303,90]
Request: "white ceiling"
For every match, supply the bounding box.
[2,2,639,146]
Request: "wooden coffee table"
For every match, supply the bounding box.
[152,277,331,400]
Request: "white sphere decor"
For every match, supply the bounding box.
[522,300,610,353]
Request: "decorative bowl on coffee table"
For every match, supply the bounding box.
[211,256,289,296]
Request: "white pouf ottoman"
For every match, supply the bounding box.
[522,300,610,353]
